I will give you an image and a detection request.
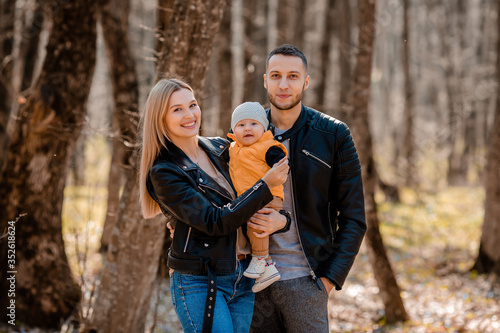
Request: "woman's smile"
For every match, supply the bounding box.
[181,120,197,129]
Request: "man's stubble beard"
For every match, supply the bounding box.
[267,90,304,111]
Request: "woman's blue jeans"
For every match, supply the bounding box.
[170,259,254,333]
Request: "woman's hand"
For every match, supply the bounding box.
[261,157,289,188]
[247,208,287,238]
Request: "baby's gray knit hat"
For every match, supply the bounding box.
[231,102,269,131]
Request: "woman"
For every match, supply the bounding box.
[139,78,289,333]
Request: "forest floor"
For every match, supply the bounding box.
[2,186,499,333]
[140,186,500,333]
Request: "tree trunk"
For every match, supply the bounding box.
[0,0,97,327]
[155,0,176,57]
[216,3,232,135]
[454,0,471,182]
[8,0,30,133]
[12,0,44,97]
[242,0,267,104]
[347,0,409,324]
[276,0,288,44]
[20,0,44,93]
[337,0,352,122]
[473,2,500,275]
[0,0,16,176]
[302,0,328,109]
[88,0,155,330]
[317,0,336,111]
[99,121,124,252]
[445,0,468,186]
[155,0,225,93]
[402,0,416,186]
[292,0,306,51]
[89,175,165,332]
[231,0,245,108]
[445,67,462,185]
[98,0,139,253]
[89,1,225,331]
[70,133,86,185]
[474,101,500,274]
[267,0,278,53]
[1,0,45,180]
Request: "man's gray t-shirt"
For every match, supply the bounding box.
[271,127,311,280]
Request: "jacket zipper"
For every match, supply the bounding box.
[183,186,222,253]
[183,227,191,252]
[198,185,222,209]
[199,183,233,202]
[328,202,335,244]
[302,149,332,169]
[198,186,237,269]
[289,140,321,288]
[229,181,263,211]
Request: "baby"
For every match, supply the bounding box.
[227,102,287,293]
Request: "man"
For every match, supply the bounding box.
[249,44,366,332]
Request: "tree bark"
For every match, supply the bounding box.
[155,0,176,56]
[90,176,165,332]
[216,3,232,135]
[155,0,225,93]
[20,0,44,93]
[0,0,97,327]
[0,0,16,176]
[338,0,352,122]
[473,1,500,275]
[302,0,328,109]
[99,122,124,252]
[89,1,225,331]
[242,0,267,104]
[1,0,45,179]
[291,0,306,51]
[231,0,245,108]
[88,0,156,330]
[70,133,86,186]
[98,0,140,253]
[402,0,416,186]
[444,0,468,186]
[317,0,336,111]
[347,0,409,324]
[267,0,278,53]
[276,0,288,45]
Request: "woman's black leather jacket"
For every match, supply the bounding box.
[146,136,273,274]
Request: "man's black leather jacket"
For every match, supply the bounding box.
[268,105,366,290]
[146,137,273,274]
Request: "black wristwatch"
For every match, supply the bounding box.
[275,210,291,234]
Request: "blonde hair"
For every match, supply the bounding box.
[139,78,194,218]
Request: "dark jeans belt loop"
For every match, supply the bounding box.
[202,258,216,333]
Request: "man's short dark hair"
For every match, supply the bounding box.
[266,44,308,71]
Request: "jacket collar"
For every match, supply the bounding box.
[156,136,235,199]
[157,136,228,172]
[266,104,311,141]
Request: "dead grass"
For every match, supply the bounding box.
[328,186,499,333]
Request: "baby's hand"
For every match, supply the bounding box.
[166,222,175,238]
[262,157,289,188]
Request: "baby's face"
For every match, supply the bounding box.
[233,119,265,146]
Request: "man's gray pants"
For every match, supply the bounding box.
[250,275,330,332]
